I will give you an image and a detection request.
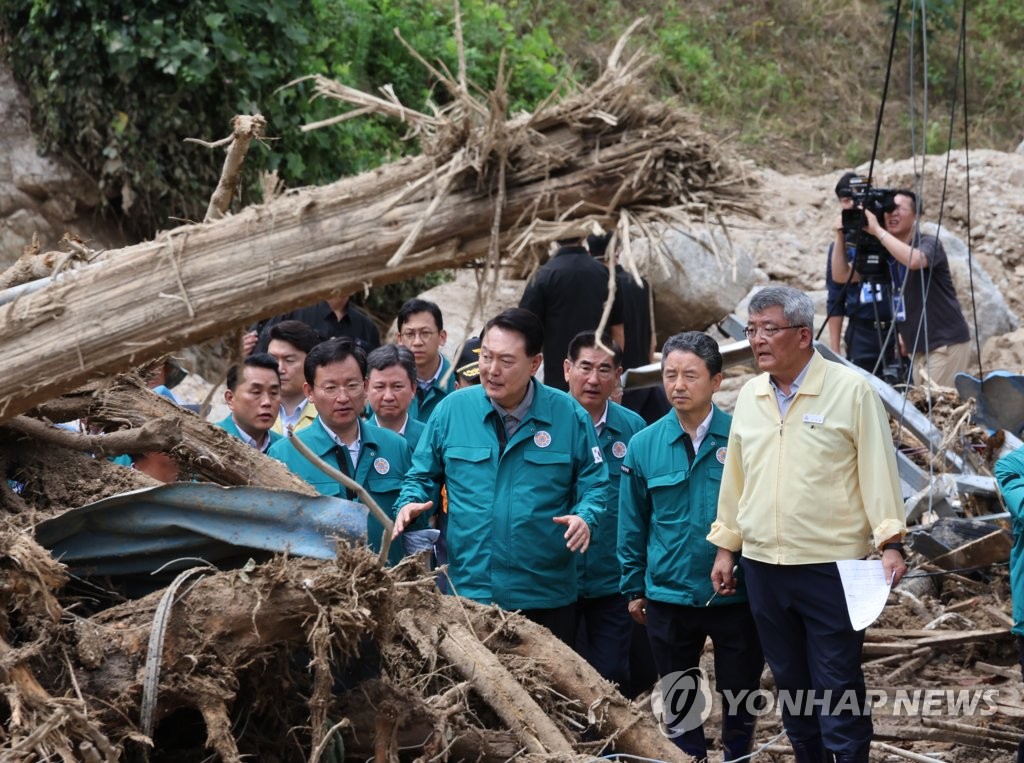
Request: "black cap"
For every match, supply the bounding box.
[455,337,481,379]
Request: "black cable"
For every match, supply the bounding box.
[817,1,902,367]
[958,1,983,383]
[866,0,903,182]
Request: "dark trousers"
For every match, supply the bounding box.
[743,559,872,757]
[626,620,659,699]
[521,603,578,646]
[646,599,764,757]
[575,594,633,687]
[845,318,898,378]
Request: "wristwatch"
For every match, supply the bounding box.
[881,542,905,558]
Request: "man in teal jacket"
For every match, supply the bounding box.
[393,308,608,644]
[365,344,427,451]
[995,443,1024,763]
[397,299,456,423]
[268,338,411,566]
[564,330,646,689]
[216,353,283,453]
[619,331,763,761]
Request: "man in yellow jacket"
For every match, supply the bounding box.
[709,285,906,763]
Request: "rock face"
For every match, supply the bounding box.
[392,268,526,361]
[921,222,1019,350]
[629,226,763,340]
[0,63,120,266]
[983,328,1024,375]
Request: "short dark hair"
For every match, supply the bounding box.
[483,308,544,357]
[567,330,623,368]
[894,189,920,215]
[661,332,723,376]
[227,352,280,391]
[268,320,320,354]
[835,171,858,198]
[303,337,367,385]
[366,344,416,387]
[397,298,444,332]
[586,232,613,258]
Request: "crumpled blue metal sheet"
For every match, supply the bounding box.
[35,483,367,577]
[955,370,1024,437]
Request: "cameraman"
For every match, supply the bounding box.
[828,180,901,379]
[861,190,970,388]
[824,173,856,355]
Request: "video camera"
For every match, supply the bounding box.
[840,177,897,280]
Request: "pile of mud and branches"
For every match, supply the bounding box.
[0,526,683,762]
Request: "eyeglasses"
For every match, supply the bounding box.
[314,381,365,397]
[572,361,617,380]
[400,329,436,342]
[742,325,804,339]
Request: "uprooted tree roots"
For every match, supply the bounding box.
[0,531,686,762]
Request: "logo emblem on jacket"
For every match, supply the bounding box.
[534,430,552,448]
[612,441,627,459]
[716,447,727,464]
[373,457,390,475]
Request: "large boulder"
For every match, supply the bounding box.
[921,222,1019,350]
[404,269,525,360]
[982,327,1024,374]
[0,63,117,266]
[629,225,762,338]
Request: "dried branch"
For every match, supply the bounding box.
[3,415,182,457]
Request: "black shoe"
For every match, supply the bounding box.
[790,736,830,763]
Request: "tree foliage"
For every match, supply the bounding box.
[0,0,566,238]
[2,0,1021,238]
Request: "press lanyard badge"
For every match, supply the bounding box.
[893,294,907,322]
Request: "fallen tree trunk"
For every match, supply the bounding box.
[441,597,689,762]
[22,374,317,495]
[0,49,755,424]
[399,609,574,755]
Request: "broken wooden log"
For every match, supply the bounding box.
[398,609,575,756]
[3,414,182,458]
[449,598,689,761]
[25,374,317,495]
[0,49,755,424]
[192,114,267,223]
[64,551,391,753]
[874,722,1018,752]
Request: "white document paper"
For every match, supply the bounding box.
[836,559,891,631]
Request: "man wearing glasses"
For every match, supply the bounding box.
[392,308,609,644]
[563,331,646,690]
[397,298,455,422]
[269,337,412,565]
[708,286,906,763]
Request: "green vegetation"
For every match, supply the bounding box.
[0,0,565,237]
[1,0,1020,242]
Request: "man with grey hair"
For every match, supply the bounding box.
[619,331,763,760]
[708,286,907,763]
